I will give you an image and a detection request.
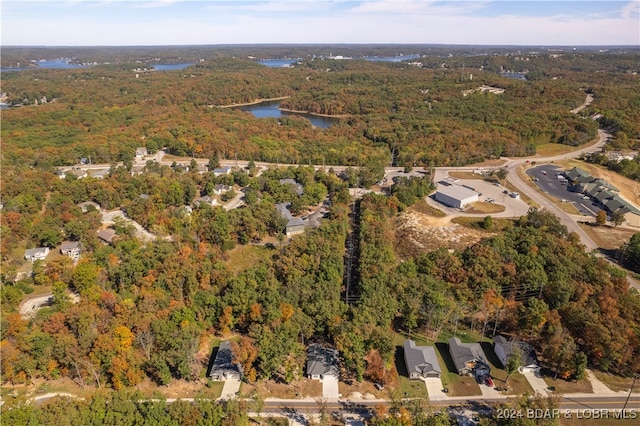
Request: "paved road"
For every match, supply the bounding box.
[503,129,611,253]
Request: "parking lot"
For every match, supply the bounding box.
[525,165,598,217]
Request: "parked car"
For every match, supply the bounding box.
[485,377,494,387]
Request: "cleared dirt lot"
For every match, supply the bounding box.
[395,208,493,258]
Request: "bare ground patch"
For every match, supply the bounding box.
[240,379,322,400]
[395,209,490,257]
[579,223,636,250]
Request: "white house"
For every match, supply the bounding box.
[135,147,148,159]
[24,247,50,262]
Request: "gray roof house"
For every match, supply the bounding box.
[209,341,243,381]
[306,344,339,380]
[276,203,306,238]
[279,179,304,196]
[212,184,232,195]
[493,336,540,374]
[403,340,442,379]
[60,241,81,260]
[97,229,117,245]
[212,166,232,176]
[448,337,488,376]
[24,247,50,262]
[194,195,218,207]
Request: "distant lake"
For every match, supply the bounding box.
[364,54,420,62]
[501,72,527,80]
[153,63,194,71]
[237,101,337,129]
[1,58,86,72]
[259,59,299,68]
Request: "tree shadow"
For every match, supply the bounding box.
[394,345,409,378]
[205,346,219,378]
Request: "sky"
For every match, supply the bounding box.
[1,1,639,46]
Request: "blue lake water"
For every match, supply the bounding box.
[153,63,194,71]
[259,59,299,68]
[364,54,420,62]
[238,101,337,129]
[1,58,85,72]
[259,55,420,67]
[501,72,527,80]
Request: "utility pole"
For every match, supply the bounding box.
[622,374,637,414]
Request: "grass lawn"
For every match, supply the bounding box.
[590,370,636,392]
[397,376,429,399]
[535,143,579,157]
[224,244,273,274]
[466,201,506,215]
[543,374,593,394]
[410,199,446,218]
[447,171,488,181]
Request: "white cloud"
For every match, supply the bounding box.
[621,1,640,19]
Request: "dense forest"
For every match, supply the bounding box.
[5,48,639,173]
[2,48,640,423]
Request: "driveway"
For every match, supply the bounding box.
[101,209,157,242]
[523,371,550,396]
[424,377,449,401]
[322,377,340,401]
[219,378,241,400]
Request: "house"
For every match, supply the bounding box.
[493,336,540,374]
[213,166,232,176]
[90,169,110,179]
[403,340,442,379]
[24,247,50,262]
[434,184,479,209]
[448,337,488,376]
[276,203,306,237]
[135,147,148,159]
[56,170,66,179]
[212,184,232,195]
[97,229,117,245]
[279,178,304,196]
[306,344,339,380]
[209,341,243,381]
[194,196,218,207]
[60,241,81,260]
[78,201,100,213]
[66,168,88,179]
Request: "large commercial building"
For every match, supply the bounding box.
[434,183,479,209]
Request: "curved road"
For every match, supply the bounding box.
[503,129,610,252]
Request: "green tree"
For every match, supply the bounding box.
[596,210,607,226]
[623,233,640,272]
[505,346,523,385]
[611,210,625,227]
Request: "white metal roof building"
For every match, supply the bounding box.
[434,184,479,209]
